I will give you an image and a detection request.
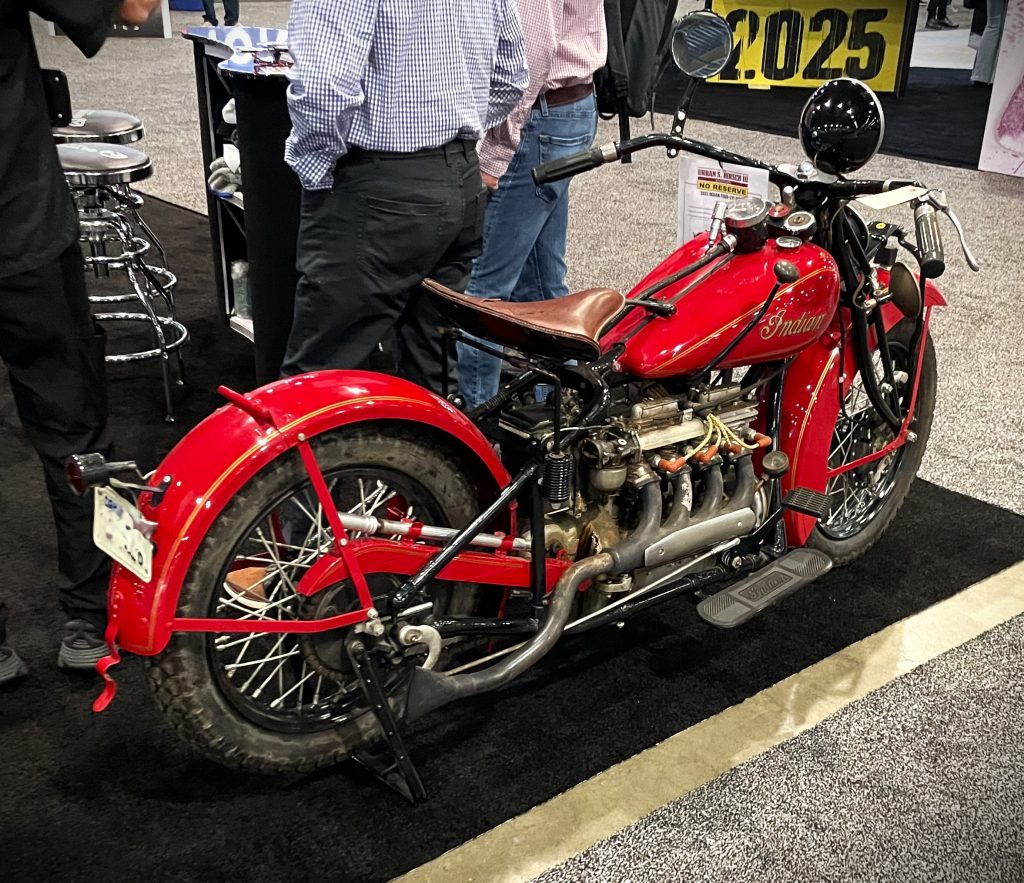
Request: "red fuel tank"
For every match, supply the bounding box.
[604,235,841,379]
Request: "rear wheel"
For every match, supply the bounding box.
[146,426,481,774]
[808,319,936,565]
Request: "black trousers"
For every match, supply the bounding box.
[927,0,948,17]
[201,0,239,25]
[0,244,111,629]
[282,140,488,394]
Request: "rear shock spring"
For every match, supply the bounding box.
[543,451,573,506]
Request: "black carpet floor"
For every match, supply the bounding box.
[2,199,1023,882]
[656,67,991,170]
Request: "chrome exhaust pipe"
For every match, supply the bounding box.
[405,481,663,720]
[642,456,757,569]
[405,552,614,721]
[404,458,759,721]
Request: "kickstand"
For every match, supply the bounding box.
[345,637,427,804]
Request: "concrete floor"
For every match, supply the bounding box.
[535,602,1024,883]
[396,559,1024,883]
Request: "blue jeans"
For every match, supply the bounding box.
[457,93,598,410]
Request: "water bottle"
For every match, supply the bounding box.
[231,260,251,320]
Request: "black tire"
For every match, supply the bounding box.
[146,426,480,774]
[807,320,936,565]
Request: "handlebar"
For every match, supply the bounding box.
[531,146,610,185]
[913,202,945,279]
[532,135,914,198]
[532,136,979,276]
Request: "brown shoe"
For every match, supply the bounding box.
[224,566,270,609]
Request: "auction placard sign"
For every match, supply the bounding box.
[708,0,917,94]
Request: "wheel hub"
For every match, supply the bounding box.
[298,574,402,683]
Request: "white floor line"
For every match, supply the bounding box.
[394,558,1024,883]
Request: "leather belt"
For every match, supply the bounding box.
[534,83,594,109]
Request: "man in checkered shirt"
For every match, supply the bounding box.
[281,0,528,393]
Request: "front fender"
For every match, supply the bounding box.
[780,274,946,546]
[111,370,512,655]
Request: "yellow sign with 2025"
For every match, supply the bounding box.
[708,0,911,93]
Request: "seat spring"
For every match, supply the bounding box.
[543,452,573,506]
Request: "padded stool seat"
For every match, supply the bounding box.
[53,109,145,144]
[58,142,153,186]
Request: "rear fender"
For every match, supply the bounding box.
[111,370,512,655]
[780,274,945,546]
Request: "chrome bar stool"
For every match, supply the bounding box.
[53,110,167,269]
[59,142,188,422]
[52,109,145,145]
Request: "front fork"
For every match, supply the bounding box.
[829,303,933,483]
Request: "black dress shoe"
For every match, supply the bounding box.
[936,17,958,28]
[925,17,941,29]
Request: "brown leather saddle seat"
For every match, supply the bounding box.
[422,279,625,361]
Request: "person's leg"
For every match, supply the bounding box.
[282,151,459,381]
[972,0,988,36]
[457,95,597,409]
[455,127,562,408]
[200,0,218,25]
[223,0,239,26]
[973,0,1006,84]
[0,246,111,636]
[397,144,486,393]
[0,601,28,684]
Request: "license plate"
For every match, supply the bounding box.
[93,486,153,582]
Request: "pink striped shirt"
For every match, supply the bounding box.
[478,0,607,178]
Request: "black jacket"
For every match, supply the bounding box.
[0,0,120,278]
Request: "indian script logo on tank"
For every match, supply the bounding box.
[759,309,827,340]
[696,167,750,198]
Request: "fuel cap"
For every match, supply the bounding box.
[784,211,817,238]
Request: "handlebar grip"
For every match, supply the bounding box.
[829,179,917,198]
[532,147,607,185]
[914,203,945,279]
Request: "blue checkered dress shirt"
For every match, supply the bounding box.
[284,0,529,191]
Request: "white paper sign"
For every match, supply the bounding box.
[677,155,773,246]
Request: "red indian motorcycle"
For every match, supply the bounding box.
[73,14,979,800]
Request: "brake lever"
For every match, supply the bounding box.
[927,190,981,272]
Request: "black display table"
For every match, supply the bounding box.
[183,26,299,384]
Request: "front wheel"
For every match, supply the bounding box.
[146,426,482,774]
[807,319,936,565]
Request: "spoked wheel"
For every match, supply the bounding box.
[147,426,482,774]
[808,319,936,565]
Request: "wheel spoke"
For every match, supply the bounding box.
[206,457,447,733]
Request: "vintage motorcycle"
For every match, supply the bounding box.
[72,12,979,799]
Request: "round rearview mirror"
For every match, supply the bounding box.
[671,11,734,80]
